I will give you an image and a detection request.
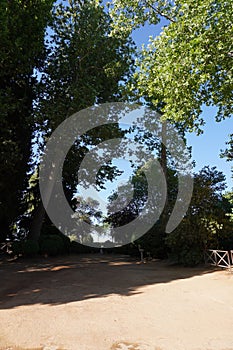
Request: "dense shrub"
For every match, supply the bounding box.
[70,240,98,254]
[11,241,23,256]
[133,220,168,260]
[55,232,71,253]
[11,240,39,257]
[165,222,206,266]
[39,219,71,254]
[22,240,39,256]
[215,221,233,250]
[39,235,64,256]
[112,243,139,256]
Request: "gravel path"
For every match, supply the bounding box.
[0,255,232,350]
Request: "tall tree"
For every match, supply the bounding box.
[0,0,53,242]
[109,0,232,253]
[105,119,191,249]
[29,0,134,240]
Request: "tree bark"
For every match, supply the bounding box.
[160,120,168,232]
[28,201,45,241]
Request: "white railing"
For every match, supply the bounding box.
[205,249,233,270]
[230,250,233,266]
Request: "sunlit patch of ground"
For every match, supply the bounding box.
[0,254,233,350]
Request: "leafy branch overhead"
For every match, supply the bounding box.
[221,134,233,163]
[110,0,233,132]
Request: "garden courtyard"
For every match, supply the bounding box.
[0,254,233,350]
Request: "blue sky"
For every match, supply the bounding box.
[186,108,232,191]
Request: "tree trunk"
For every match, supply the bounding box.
[161,120,167,179]
[28,147,63,241]
[28,201,45,241]
[0,218,10,243]
[160,120,168,231]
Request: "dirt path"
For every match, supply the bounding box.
[0,254,232,350]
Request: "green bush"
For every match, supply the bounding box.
[11,240,39,257]
[40,224,71,254]
[180,248,204,266]
[11,241,23,256]
[166,226,205,266]
[135,223,168,260]
[39,235,64,256]
[70,240,98,254]
[22,240,39,256]
[112,243,139,256]
[56,232,70,253]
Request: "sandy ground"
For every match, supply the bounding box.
[0,254,233,350]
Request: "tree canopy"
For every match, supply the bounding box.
[0,0,232,265]
[0,0,53,242]
[110,0,233,132]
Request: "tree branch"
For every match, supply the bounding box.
[144,1,176,23]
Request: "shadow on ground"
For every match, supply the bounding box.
[0,254,216,309]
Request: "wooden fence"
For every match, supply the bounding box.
[205,249,233,271]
